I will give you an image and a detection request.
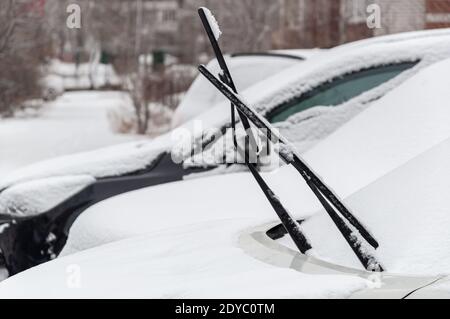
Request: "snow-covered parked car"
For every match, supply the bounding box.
[41,74,65,102]
[171,50,314,127]
[2,56,450,298]
[1,28,450,275]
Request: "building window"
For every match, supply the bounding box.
[162,9,176,22]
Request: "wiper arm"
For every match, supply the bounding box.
[197,7,382,272]
[198,7,311,254]
[198,65,383,271]
[198,7,259,157]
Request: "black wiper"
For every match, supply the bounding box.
[198,7,260,156]
[197,7,383,272]
[198,7,310,254]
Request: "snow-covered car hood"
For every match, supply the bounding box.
[294,137,450,275]
[0,216,369,298]
[3,138,450,297]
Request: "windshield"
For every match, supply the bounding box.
[268,61,418,123]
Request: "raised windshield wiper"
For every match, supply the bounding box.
[197,7,383,272]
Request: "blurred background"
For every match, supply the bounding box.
[1,0,450,166]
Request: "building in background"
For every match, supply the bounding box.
[139,0,180,55]
[275,0,341,48]
[47,0,450,65]
[425,0,450,28]
[274,0,450,48]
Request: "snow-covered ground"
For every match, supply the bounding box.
[0,91,140,176]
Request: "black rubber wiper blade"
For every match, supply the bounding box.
[198,7,259,155]
[198,7,311,254]
[198,64,383,272]
[197,7,382,272]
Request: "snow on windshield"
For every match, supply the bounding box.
[302,57,450,198]
[275,57,450,275]
[251,32,450,115]
[290,138,450,275]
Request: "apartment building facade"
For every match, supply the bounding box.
[275,0,450,48]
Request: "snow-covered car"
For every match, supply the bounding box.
[171,50,312,127]
[1,29,450,275]
[2,56,450,298]
[47,60,122,91]
[41,74,65,102]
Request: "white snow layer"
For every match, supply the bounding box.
[251,30,450,116]
[0,91,149,215]
[0,220,368,298]
[0,175,95,216]
[0,91,140,178]
[185,68,414,167]
[47,60,121,90]
[272,57,450,275]
[301,56,450,198]
[293,138,450,275]
[4,51,450,293]
[201,7,222,40]
[59,168,311,256]
[0,137,168,193]
[1,30,450,297]
[183,30,450,165]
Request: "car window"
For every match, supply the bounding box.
[268,61,418,123]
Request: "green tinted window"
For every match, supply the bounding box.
[268,62,418,123]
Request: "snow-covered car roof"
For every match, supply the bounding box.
[1,29,450,217]
[171,53,304,127]
[269,48,324,59]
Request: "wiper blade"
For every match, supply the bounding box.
[197,7,382,272]
[198,7,311,254]
[198,64,383,272]
[198,7,259,156]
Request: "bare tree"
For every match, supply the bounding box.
[0,0,17,54]
[0,0,48,116]
[212,0,280,53]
